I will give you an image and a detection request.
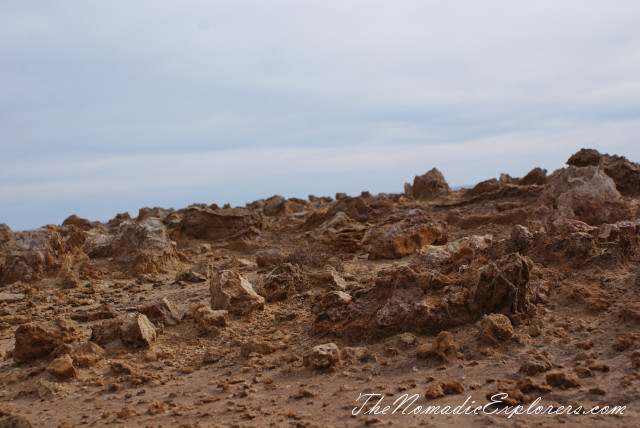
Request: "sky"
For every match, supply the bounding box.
[2,1,640,231]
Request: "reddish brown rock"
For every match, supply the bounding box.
[13,318,79,363]
[120,314,157,348]
[1,228,64,284]
[255,248,285,268]
[62,214,93,231]
[311,212,366,253]
[546,371,580,389]
[477,313,514,344]
[304,343,340,369]
[56,255,79,289]
[137,297,183,327]
[112,218,179,274]
[567,148,640,197]
[258,263,305,302]
[46,354,77,378]
[519,167,547,185]
[362,210,447,260]
[210,270,265,315]
[179,206,263,241]
[194,307,228,334]
[90,318,124,346]
[412,168,451,201]
[416,331,458,362]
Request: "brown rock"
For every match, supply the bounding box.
[46,354,77,378]
[416,331,458,362]
[71,303,119,322]
[311,212,366,253]
[543,166,627,225]
[194,307,228,333]
[477,313,514,343]
[424,382,445,399]
[567,148,640,197]
[443,380,464,395]
[262,195,286,216]
[255,248,285,268]
[612,333,635,352]
[120,314,157,348]
[62,214,92,230]
[13,318,79,363]
[258,263,305,302]
[412,168,451,201]
[304,343,340,369]
[546,371,580,389]
[240,340,278,357]
[519,167,547,186]
[362,209,447,260]
[210,270,264,315]
[0,415,34,428]
[179,206,263,241]
[68,341,105,368]
[136,297,183,327]
[90,318,124,346]
[0,223,14,246]
[341,347,370,364]
[1,228,63,284]
[520,353,553,375]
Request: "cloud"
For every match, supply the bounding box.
[1,1,640,229]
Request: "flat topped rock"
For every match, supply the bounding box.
[0,292,26,303]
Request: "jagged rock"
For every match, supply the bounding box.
[255,248,285,268]
[194,307,228,333]
[175,269,207,283]
[341,346,370,364]
[56,255,79,289]
[62,214,92,231]
[66,341,105,368]
[112,217,179,274]
[71,303,119,322]
[544,166,628,225]
[1,228,64,284]
[179,206,263,240]
[137,297,183,327]
[83,230,115,258]
[263,195,286,216]
[13,318,79,363]
[258,263,305,302]
[469,253,533,316]
[477,313,514,343]
[416,331,458,361]
[210,270,265,315]
[519,167,547,185]
[362,209,447,260]
[120,314,157,348]
[46,354,77,378]
[311,212,365,253]
[0,223,14,246]
[137,207,175,222]
[303,197,371,230]
[567,148,640,197]
[412,168,451,201]
[310,268,347,291]
[546,371,580,389]
[520,353,553,375]
[424,382,445,398]
[90,318,124,346]
[304,343,340,369]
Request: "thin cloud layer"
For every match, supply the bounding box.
[1,1,640,230]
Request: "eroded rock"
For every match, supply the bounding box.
[13,318,79,363]
[210,270,265,315]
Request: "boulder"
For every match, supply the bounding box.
[179,206,263,241]
[120,314,157,348]
[544,166,628,225]
[210,270,265,315]
[62,214,93,231]
[194,307,228,334]
[262,195,286,216]
[362,209,447,260]
[412,168,451,201]
[46,354,77,378]
[13,318,79,363]
[567,148,640,197]
[519,167,547,186]
[1,228,64,284]
[90,318,124,346]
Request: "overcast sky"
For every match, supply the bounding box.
[2,1,640,230]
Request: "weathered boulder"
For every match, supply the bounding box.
[120,314,157,348]
[194,307,228,334]
[137,297,183,327]
[179,206,263,241]
[412,168,451,201]
[1,228,64,284]
[304,343,341,369]
[90,318,124,346]
[567,148,640,197]
[55,255,79,289]
[469,253,533,316]
[263,195,286,216]
[477,313,514,343]
[519,167,547,186]
[362,209,447,260]
[255,248,285,268]
[13,318,79,363]
[112,217,179,274]
[544,166,628,225]
[210,270,265,315]
[311,212,366,253]
[258,263,305,302]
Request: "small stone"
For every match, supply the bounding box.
[574,366,592,378]
[210,270,264,315]
[424,382,445,399]
[443,380,464,395]
[416,331,458,362]
[612,333,635,352]
[304,343,341,369]
[117,406,137,419]
[46,354,77,378]
[477,313,514,343]
[546,371,580,389]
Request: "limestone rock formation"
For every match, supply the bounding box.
[412,168,451,201]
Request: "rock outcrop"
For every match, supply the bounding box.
[412,168,451,201]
